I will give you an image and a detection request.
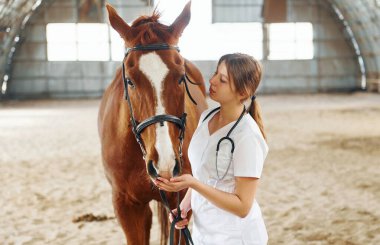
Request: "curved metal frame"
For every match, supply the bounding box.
[0,0,48,99]
[324,0,367,89]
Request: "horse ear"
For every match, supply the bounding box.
[106,3,132,41]
[170,1,191,38]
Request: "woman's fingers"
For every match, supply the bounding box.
[169,208,190,230]
[154,175,192,192]
[155,179,182,192]
[174,219,189,229]
[176,219,188,226]
[157,177,170,183]
[181,209,188,218]
[169,176,182,182]
[154,179,170,191]
[170,209,189,228]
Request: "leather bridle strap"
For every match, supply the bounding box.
[136,114,185,136]
[125,43,180,54]
[178,71,199,105]
[122,61,147,156]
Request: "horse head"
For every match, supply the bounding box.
[106,2,192,180]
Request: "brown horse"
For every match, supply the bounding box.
[98,2,207,244]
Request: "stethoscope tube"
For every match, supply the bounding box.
[214,106,247,180]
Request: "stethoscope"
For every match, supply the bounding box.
[202,104,248,181]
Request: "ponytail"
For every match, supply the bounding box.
[249,99,266,140]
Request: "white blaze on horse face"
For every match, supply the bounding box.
[139,52,176,174]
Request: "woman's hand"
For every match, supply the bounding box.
[154,174,195,192]
[153,175,194,229]
[169,207,190,230]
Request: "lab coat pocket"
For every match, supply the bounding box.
[208,204,242,231]
[241,217,268,244]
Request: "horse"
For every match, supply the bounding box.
[98,2,208,244]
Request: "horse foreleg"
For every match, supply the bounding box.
[112,192,152,245]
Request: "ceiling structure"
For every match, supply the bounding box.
[0,0,46,94]
[327,0,380,90]
[0,0,379,96]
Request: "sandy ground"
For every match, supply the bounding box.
[0,93,379,245]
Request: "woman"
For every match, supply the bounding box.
[154,53,268,244]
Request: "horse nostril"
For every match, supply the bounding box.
[173,159,181,177]
[147,160,158,179]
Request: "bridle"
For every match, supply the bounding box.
[121,43,195,245]
[122,43,198,162]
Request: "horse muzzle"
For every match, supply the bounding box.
[147,159,181,180]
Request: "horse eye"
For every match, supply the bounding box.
[128,79,135,89]
[128,61,135,68]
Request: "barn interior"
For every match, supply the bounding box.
[1,0,379,244]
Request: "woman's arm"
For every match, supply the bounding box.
[180,187,192,212]
[155,175,258,218]
[193,176,258,218]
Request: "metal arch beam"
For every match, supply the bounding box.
[0,0,54,99]
[325,0,380,90]
[340,0,378,77]
[320,0,367,90]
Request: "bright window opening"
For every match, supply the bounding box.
[77,24,109,61]
[46,24,76,61]
[154,0,263,60]
[180,23,263,60]
[47,23,109,61]
[268,22,314,60]
[110,28,124,61]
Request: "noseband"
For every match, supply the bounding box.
[122,43,198,161]
[121,43,195,245]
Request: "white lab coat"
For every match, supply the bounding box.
[188,108,269,245]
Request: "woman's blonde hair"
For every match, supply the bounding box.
[218,53,266,139]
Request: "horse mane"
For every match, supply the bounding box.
[131,8,161,27]
[130,10,176,45]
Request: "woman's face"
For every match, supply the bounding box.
[209,61,241,104]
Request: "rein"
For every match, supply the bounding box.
[159,190,194,245]
[121,43,195,245]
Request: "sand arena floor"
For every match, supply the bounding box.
[0,93,379,245]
